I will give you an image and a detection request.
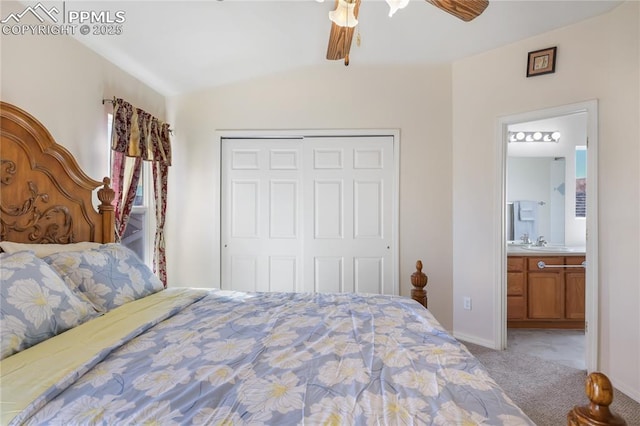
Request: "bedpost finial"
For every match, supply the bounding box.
[411,259,428,308]
[412,260,427,288]
[586,372,614,407]
[567,372,627,426]
[97,176,115,211]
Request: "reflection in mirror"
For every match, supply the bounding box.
[506,112,587,247]
[507,157,565,245]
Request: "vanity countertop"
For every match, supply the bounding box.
[507,245,586,256]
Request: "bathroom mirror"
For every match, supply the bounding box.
[506,112,587,247]
[507,156,566,244]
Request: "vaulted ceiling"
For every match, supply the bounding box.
[65,1,622,95]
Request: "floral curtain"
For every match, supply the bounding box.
[111,98,172,287]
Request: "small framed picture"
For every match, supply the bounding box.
[527,47,557,77]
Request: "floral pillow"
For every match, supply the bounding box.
[0,251,99,360]
[44,243,164,313]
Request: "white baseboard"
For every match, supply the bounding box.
[453,332,499,350]
[611,379,640,404]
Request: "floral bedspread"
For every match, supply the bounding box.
[21,291,533,425]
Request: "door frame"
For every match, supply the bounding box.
[495,100,599,371]
[217,128,401,295]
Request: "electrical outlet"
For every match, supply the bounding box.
[463,297,472,310]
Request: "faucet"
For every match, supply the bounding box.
[535,236,547,246]
[520,233,531,244]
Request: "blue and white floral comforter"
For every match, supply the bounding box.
[17,290,533,425]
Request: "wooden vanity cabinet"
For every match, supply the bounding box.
[507,257,526,320]
[507,255,585,329]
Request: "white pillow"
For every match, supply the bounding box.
[0,241,101,258]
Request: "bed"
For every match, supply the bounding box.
[0,101,625,425]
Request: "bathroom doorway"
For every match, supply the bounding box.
[497,100,599,372]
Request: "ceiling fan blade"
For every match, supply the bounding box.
[326,0,362,61]
[425,0,489,22]
[326,24,356,61]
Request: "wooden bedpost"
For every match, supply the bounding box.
[97,177,116,243]
[411,260,428,308]
[567,372,627,425]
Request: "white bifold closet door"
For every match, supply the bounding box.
[221,136,394,294]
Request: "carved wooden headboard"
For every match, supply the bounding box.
[0,101,115,244]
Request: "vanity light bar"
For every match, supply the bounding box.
[508,131,560,143]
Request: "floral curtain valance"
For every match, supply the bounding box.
[110,97,171,287]
[111,98,172,165]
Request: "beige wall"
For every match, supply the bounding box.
[167,64,455,329]
[0,2,165,181]
[452,1,639,400]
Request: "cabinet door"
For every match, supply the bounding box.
[507,274,526,318]
[565,272,585,319]
[507,272,524,296]
[508,296,526,319]
[528,271,564,319]
[565,256,585,320]
[507,258,526,320]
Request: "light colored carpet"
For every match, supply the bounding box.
[507,329,586,370]
[463,341,640,426]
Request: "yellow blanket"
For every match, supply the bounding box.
[0,288,207,425]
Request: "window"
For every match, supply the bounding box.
[121,189,148,263]
[575,146,586,218]
[107,113,153,265]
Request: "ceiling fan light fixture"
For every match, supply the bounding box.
[329,0,359,28]
[385,0,410,17]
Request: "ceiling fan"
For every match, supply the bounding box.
[326,0,489,65]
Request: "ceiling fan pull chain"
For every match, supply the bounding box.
[346,21,359,65]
